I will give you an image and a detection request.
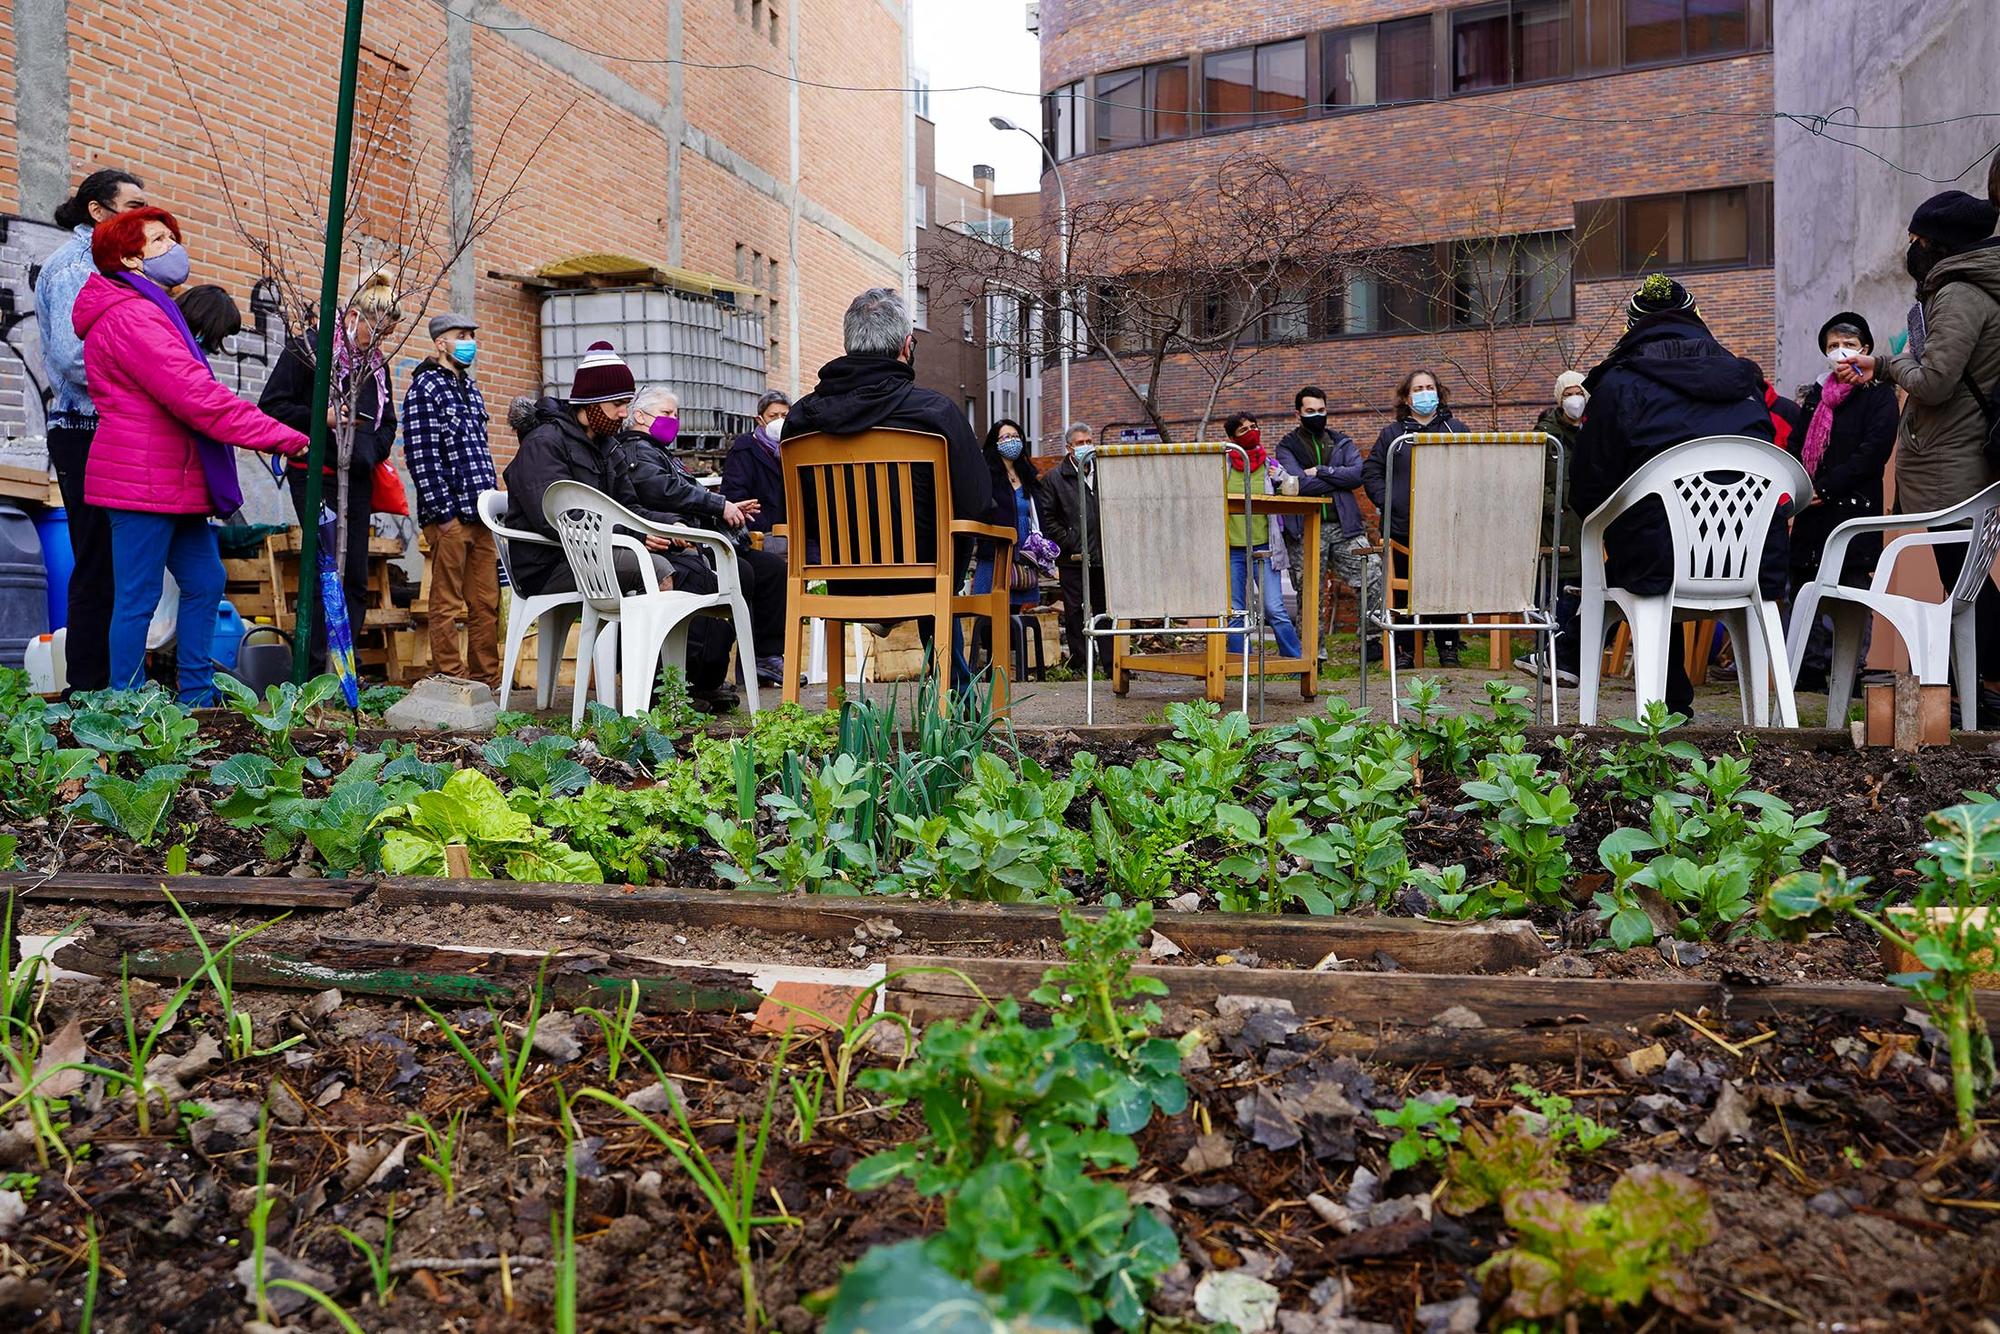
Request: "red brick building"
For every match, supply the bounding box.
[0,0,911,461]
[1035,0,1777,442]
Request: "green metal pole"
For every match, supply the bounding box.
[292,0,368,684]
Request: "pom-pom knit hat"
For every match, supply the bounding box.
[570,341,636,404]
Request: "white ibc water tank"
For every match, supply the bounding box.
[541,286,767,445]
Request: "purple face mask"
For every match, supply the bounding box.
[648,415,680,446]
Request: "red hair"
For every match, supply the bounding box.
[90,206,182,276]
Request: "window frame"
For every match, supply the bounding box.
[1146,59,1192,141]
[1094,66,1145,152]
[1450,1,1573,96]
[1201,45,1257,134]
[1448,229,1577,328]
[1586,183,1771,279]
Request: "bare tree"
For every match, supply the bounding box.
[173,45,570,581]
[1375,130,1624,428]
[927,152,1386,442]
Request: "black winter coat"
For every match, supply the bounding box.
[502,398,673,594]
[781,354,996,562]
[1787,379,1899,588]
[1361,410,1472,542]
[1039,454,1099,566]
[613,426,729,529]
[1570,315,1784,597]
[260,334,396,477]
[720,430,783,533]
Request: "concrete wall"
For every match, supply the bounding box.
[1773,0,2000,395]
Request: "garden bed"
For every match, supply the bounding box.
[5,674,2000,1328]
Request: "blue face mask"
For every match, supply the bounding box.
[451,339,477,366]
[997,436,1024,460]
[1410,389,1440,417]
[139,242,191,289]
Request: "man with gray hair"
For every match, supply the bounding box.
[1039,422,1104,673]
[782,288,1002,674]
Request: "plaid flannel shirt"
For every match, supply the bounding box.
[400,363,496,527]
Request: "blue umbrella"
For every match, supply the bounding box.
[315,504,361,711]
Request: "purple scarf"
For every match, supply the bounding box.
[334,325,389,429]
[115,272,244,518]
[1801,377,1853,478]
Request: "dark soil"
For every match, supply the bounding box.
[4,974,1996,1331]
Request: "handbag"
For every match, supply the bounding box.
[371,459,410,516]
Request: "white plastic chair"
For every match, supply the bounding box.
[541,480,760,723]
[1786,479,2000,731]
[1577,437,1813,728]
[478,489,583,713]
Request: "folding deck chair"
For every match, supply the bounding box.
[1081,442,1254,724]
[1359,431,1564,723]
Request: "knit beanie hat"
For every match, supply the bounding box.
[570,341,636,405]
[1817,310,1873,352]
[1555,370,1587,399]
[1908,190,1999,251]
[1627,273,1696,327]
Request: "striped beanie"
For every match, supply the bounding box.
[570,341,636,404]
[1627,273,1697,328]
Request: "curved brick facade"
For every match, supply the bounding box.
[1035,0,1776,441]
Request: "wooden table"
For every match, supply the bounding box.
[1111,494,1327,703]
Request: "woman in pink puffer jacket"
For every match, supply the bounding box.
[75,207,306,703]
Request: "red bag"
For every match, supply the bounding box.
[370,459,409,516]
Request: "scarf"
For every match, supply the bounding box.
[1762,383,1794,453]
[756,420,783,458]
[114,272,245,519]
[1228,442,1266,473]
[1800,378,1853,479]
[334,325,389,428]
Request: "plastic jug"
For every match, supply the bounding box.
[212,600,246,672]
[22,630,65,695]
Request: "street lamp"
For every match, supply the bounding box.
[989,115,1069,455]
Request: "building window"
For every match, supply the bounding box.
[1626,0,1747,65]
[1380,16,1435,103]
[1206,40,1307,132]
[1451,231,1575,327]
[1621,186,1748,271]
[1096,67,1144,151]
[1324,27,1378,107]
[1044,80,1085,162]
[1453,1,1571,93]
[1147,60,1191,140]
[914,285,930,330]
[1256,40,1308,124]
[967,397,978,425]
[914,184,928,230]
[1381,246,1446,334]
[1203,47,1255,133]
[962,301,975,341]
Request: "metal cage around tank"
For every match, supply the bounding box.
[539,286,767,450]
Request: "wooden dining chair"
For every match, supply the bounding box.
[778,429,1016,715]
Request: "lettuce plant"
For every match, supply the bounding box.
[1477,1166,1714,1322]
[372,769,601,882]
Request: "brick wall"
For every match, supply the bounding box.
[1037,0,1777,442]
[0,0,907,464]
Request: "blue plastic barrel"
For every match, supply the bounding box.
[0,503,50,669]
[33,507,73,630]
[212,600,246,671]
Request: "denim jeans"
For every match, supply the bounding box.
[1229,547,1304,659]
[106,510,225,705]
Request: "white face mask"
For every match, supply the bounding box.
[1827,346,1860,368]
[1561,394,1586,422]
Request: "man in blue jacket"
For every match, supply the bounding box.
[1275,386,1383,662]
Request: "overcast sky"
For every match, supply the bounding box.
[913,0,1045,195]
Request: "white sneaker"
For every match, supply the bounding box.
[1513,652,1579,688]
